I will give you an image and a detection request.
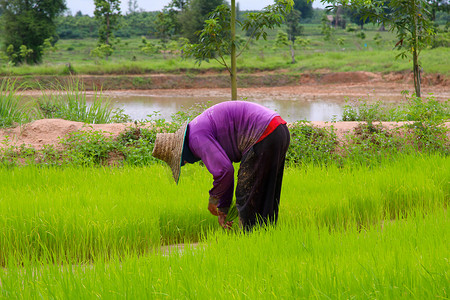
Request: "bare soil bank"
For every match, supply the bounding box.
[8,71,449,91]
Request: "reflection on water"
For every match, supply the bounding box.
[107,95,345,122]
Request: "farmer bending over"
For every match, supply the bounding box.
[152,101,290,231]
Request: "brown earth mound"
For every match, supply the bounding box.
[9,71,449,91]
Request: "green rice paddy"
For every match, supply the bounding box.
[0,154,448,298]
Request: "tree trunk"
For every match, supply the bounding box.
[413,47,421,97]
[106,14,110,61]
[230,0,237,100]
[289,43,296,64]
[412,1,421,97]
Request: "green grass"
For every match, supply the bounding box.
[0,78,130,126]
[0,210,448,299]
[0,27,448,76]
[0,79,28,127]
[0,154,448,298]
[36,80,129,123]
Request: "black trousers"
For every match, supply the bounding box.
[236,124,290,231]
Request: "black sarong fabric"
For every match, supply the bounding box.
[235,124,290,231]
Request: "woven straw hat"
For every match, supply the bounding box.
[152,121,189,184]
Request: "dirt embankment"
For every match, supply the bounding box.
[7,70,449,91]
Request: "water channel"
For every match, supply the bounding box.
[101,84,446,122]
[106,94,349,123]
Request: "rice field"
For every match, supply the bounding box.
[0,154,448,298]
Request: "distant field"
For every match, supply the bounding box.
[1,25,448,76]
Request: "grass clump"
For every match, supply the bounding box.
[37,80,130,124]
[0,79,29,127]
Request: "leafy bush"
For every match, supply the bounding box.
[117,122,158,166]
[430,31,450,48]
[342,100,389,122]
[403,92,449,124]
[343,123,404,165]
[59,128,119,165]
[341,93,449,123]
[286,121,339,166]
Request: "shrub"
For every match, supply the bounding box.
[59,127,119,166]
[430,31,450,48]
[341,93,449,123]
[286,121,339,166]
[403,92,449,124]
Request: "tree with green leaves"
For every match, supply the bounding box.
[94,0,122,46]
[155,8,179,42]
[321,0,436,97]
[0,0,66,65]
[167,0,189,11]
[183,0,293,100]
[127,0,138,14]
[293,0,313,19]
[427,0,449,21]
[178,0,226,42]
[285,8,303,63]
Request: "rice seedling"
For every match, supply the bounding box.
[0,154,447,265]
[225,204,239,222]
[0,154,448,298]
[0,206,447,299]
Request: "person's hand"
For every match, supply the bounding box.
[208,202,219,216]
[218,212,233,230]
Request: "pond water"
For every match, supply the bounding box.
[107,95,347,123]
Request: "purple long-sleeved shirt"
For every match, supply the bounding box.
[187,101,278,211]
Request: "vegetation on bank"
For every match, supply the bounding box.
[0,77,449,168]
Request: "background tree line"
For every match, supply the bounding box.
[0,0,448,67]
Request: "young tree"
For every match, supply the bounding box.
[321,0,435,97]
[285,8,303,63]
[0,0,66,65]
[167,0,189,11]
[183,0,293,100]
[94,0,122,46]
[155,8,180,41]
[127,0,138,14]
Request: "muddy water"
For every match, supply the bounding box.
[108,95,346,122]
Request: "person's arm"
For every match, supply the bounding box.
[190,135,234,214]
